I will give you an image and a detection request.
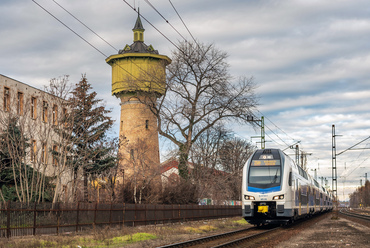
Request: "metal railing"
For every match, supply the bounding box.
[0,201,242,238]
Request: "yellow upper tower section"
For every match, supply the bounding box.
[106,13,171,96]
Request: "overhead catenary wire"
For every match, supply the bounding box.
[121,0,181,51]
[168,0,198,45]
[52,0,165,83]
[32,0,108,58]
[32,0,164,84]
[52,0,119,52]
[264,124,291,148]
[144,0,188,42]
[34,0,307,159]
[337,135,370,156]
[258,110,298,144]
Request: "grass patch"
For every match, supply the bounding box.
[233,218,248,225]
[198,225,217,232]
[73,232,157,247]
[183,225,217,234]
[110,233,157,244]
[0,217,248,248]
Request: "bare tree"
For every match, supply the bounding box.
[43,75,75,203]
[0,93,51,204]
[156,41,258,179]
[190,124,254,202]
[219,137,254,200]
[122,137,162,204]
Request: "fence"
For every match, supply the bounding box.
[0,201,242,238]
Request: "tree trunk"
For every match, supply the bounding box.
[83,167,88,202]
[178,145,189,180]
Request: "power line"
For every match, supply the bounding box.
[144,0,188,42]
[32,0,108,58]
[52,0,119,52]
[264,124,291,148]
[32,0,162,83]
[168,0,198,45]
[337,135,370,156]
[121,0,181,50]
[54,0,165,83]
[258,110,297,143]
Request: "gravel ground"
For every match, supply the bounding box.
[275,215,370,248]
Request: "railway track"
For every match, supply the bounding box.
[156,226,281,248]
[339,208,370,221]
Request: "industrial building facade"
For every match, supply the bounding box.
[0,74,73,201]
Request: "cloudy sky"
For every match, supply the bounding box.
[1,0,369,201]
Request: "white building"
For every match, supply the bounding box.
[0,74,73,202]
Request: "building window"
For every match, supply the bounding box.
[42,101,48,123]
[42,143,47,164]
[62,108,68,128]
[31,140,37,162]
[52,104,58,126]
[31,97,37,119]
[52,145,58,166]
[17,92,24,115]
[145,120,149,129]
[3,87,10,112]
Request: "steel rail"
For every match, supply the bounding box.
[212,227,280,248]
[156,227,257,248]
[340,209,370,221]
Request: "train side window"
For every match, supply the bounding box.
[288,171,292,186]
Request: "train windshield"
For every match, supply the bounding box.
[248,150,282,189]
[249,166,281,186]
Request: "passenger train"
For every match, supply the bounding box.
[242,148,333,225]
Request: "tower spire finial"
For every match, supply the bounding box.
[133,9,144,42]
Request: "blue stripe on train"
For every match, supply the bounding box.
[248,186,280,193]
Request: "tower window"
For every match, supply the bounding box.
[145,120,149,129]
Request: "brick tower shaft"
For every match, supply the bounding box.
[106,13,171,182]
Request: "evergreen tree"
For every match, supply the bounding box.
[68,75,115,202]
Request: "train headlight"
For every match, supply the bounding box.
[244,195,255,200]
[273,194,284,200]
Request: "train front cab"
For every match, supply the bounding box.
[242,149,294,225]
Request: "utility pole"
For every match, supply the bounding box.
[332,124,339,218]
[295,144,299,166]
[248,116,265,149]
[332,126,370,213]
